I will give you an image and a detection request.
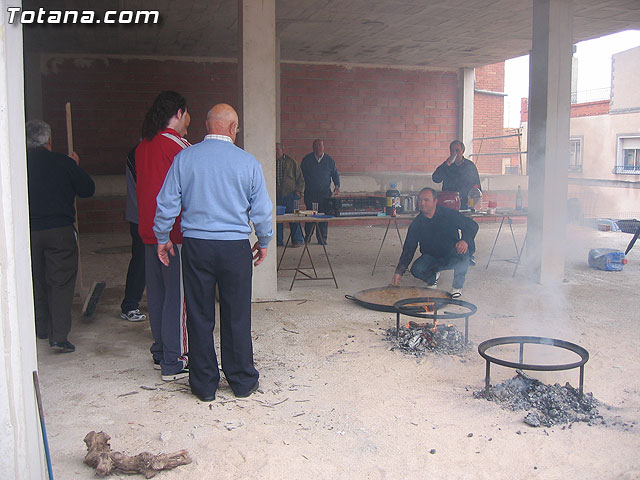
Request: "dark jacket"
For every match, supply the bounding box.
[395,205,478,275]
[27,147,95,231]
[432,157,481,208]
[300,153,340,197]
[276,153,305,199]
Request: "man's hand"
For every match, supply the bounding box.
[446,153,457,166]
[333,187,340,196]
[70,152,80,164]
[157,241,175,267]
[456,240,469,254]
[252,241,268,266]
[391,273,402,286]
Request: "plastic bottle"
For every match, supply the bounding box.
[467,185,482,212]
[515,185,523,211]
[386,183,401,216]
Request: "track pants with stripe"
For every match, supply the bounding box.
[144,244,188,375]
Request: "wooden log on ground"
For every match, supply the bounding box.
[83,431,192,478]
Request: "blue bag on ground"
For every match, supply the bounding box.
[588,248,626,271]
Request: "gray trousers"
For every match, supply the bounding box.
[30,225,78,343]
[144,244,188,375]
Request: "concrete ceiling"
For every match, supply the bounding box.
[23,0,640,68]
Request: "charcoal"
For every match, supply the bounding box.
[524,412,541,427]
[384,324,470,356]
[474,372,601,427]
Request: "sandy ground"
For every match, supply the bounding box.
[37,220,640,479]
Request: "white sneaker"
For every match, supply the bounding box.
[120,309,146,322]
[451,288,462,298]
[427,272,440,288]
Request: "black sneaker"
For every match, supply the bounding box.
[162,368,189,381]
[50,341,75,353]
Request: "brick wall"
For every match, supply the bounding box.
[472,62,506,174]
[570,100,610,117]
[41,57,237,175]
[520,97,610,122]
[39,56,505,232]
[280,63,458,173]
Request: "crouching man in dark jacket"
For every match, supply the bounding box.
[391,187,478,298]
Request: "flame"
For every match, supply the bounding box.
[422,302,435,313]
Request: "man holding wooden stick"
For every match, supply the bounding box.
[27,120,95,353]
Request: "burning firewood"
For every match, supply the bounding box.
[385,322,469,356]
[83,431,192,478]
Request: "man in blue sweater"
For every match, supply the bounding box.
[301,139,340,244]
[154,103,273,402]
[391,188,478,298]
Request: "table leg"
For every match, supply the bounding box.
[318,229,339,289]
[512,234,527,277]
[277,228,293,271]
[507,216,520,257]
[372,218,392,276]
[289,223,316,291]
[485,215,506,268]
[394,217,403,244]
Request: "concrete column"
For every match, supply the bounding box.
[275,37,281,143]
[0,1,46,478]
[238,0,277,300]
[526,0,573,283]
[458,68,475,155]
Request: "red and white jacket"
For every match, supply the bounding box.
[136,128,190,245]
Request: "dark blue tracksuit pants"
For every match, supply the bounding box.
[181,238,259,398]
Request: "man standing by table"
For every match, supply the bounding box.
[276,142,304,247]
[301,139,340,245]
[154,103,272,402]
[432,140,481,210]
[136,90,191,381]
[391,188,478,298]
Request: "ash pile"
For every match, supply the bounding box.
[474,370,601,427]
[385,322,470,356]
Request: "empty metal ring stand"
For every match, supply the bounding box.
[477,336,589,397]
[392,297,478,344]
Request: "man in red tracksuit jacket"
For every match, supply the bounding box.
[136,91,191,381]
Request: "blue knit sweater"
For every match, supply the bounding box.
[154,136,273,247]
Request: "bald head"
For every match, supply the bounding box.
[206,103,239,141]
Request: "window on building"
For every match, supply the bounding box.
[615,136,640,175]
[569,138,582,172]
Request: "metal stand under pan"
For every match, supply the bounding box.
[477,336,589,397]
[392,297,478,344]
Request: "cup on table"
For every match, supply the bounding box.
[312,202,319,212]
[293,199,300,213]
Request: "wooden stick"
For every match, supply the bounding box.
[65,102,84,291]
[65,102,73,156]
